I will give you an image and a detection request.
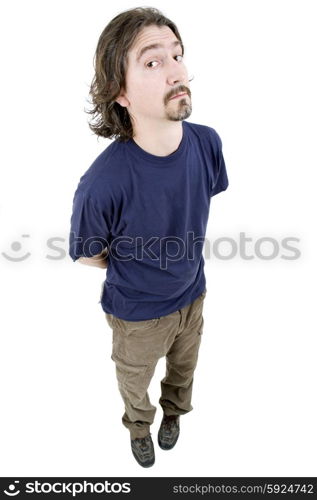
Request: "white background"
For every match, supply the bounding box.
[0,0,316,477]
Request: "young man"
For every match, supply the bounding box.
[69,7,229,468]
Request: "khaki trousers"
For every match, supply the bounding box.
[105,289,206,439]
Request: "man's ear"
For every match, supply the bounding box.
[115,92,130,107]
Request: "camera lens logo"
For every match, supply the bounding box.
[4,481,20,496]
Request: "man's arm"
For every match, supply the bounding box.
[78,248,109,269]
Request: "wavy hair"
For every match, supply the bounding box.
[85,7,184,142]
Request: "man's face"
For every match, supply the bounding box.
[116,25,192,124]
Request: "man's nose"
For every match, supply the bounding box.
[166,58,188,86]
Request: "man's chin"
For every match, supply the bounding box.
[166,106,192,121]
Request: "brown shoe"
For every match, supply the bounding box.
[158,414,180,450]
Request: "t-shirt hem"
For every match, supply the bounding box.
[101,285,207,322]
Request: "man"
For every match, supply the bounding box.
[69,7,229,468]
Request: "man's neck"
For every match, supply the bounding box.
[132,120,183,157]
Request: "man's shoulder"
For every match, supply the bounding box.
[184,120,221,148]
[74,139,126,198]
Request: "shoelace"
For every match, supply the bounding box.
[139,437,149,450]
[134,435,152,452]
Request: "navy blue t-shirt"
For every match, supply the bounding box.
[69,120,229,320]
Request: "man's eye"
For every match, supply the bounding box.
[146,60,159,68]
[146,54,183,68]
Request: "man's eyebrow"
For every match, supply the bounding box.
[136,40,182,62]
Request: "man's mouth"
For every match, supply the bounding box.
[169,92,187,100]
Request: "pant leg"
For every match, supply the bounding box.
[106,312,179,439]
[159,291,206,416]
[111,351,158,439]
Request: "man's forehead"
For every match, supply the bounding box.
[129,26,180,60]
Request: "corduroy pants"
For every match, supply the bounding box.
[105,289,206,439]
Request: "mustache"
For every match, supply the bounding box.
[166,85,191,103]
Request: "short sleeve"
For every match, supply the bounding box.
[210,130,229,198]
[68,190,112,262]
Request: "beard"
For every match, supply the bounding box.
[165,96,192,121]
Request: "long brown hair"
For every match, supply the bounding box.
[85,7,184,142]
